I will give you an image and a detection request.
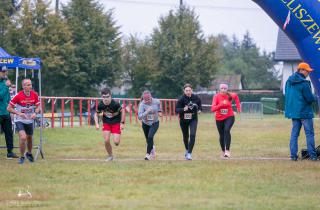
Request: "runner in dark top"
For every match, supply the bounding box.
[94,88,126,161]
[176,84,202,160]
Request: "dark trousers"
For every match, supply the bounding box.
[142,121,159,154]
[0,114,14,153]
[216,116,235,151]
[180,119,198,154]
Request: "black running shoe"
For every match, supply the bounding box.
[291,157,298,161]
[26,152,34,162]
[7,152,19,159]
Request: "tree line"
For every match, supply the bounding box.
[0,0,280,98]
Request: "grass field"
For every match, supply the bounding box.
[0,114,319,210]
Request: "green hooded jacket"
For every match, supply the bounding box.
[0,78,10,115]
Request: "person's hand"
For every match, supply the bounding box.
[183,106,189,111]
[5,80,11,87]
[120,123,125,130]
[30,113,37,119]
[95,124,99,130]
[147,107,153,113]
[18,113,27,119]
[198,110,201,114]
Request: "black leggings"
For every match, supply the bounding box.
[216,116,235,151]
[142,121,159,154]
[179,119,198,154]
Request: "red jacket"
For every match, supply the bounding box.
[211,93,241,121]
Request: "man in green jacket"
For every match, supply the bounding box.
[0,66,17,159]
[285,62,317,161]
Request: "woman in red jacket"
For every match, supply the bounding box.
[211,84,241,158]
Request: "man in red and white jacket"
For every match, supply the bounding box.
[7,79,40,164]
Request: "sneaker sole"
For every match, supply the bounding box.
[6,157,14,160]
[105,159,113,161]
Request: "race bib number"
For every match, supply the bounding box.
[21,108,33,114]
[105,112,113,118]
[146,114,154,121]
[220,109,228,115]
[21,108,34,119]
[184,113,192,120]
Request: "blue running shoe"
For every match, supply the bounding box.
[18,157,25,164]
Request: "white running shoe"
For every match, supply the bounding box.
[186,153,192,160]
[105,155,113,161]
[145,154,151,160]
[185,150,188,159]
[151,146,156,159]
[225,150,231,158]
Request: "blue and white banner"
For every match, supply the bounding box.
[19,58,41,70]
[0,56,20,68]
[253,0,320,95]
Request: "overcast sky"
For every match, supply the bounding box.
[57,0,279,52]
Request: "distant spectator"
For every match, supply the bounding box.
[0,66,18,159]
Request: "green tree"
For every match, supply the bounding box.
[7,0,76,96]
[0,0,17,49]
[62,0,122,96]
[39,14,76,96]
[122,35,156,97]
[217,31,280,89]
[150,5,219,98]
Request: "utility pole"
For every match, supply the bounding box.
[55,0,59,14]
[180,0,183,7]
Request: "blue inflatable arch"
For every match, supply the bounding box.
[253,0,320,95]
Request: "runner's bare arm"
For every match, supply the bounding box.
[94,112,99,130]
[120,106,125,130]
[7,104,27,119]
[30,105,41,119]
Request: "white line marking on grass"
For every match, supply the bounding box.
[54,157,290,162]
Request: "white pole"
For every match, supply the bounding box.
[15,67,18,92]
[35,67,44,160]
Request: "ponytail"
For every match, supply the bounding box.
[226,92,232,101]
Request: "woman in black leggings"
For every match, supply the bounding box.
[138,91,162,160]
[211,84,240,158]
[176,84,202,160]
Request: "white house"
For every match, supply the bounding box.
[274,29,314,94]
